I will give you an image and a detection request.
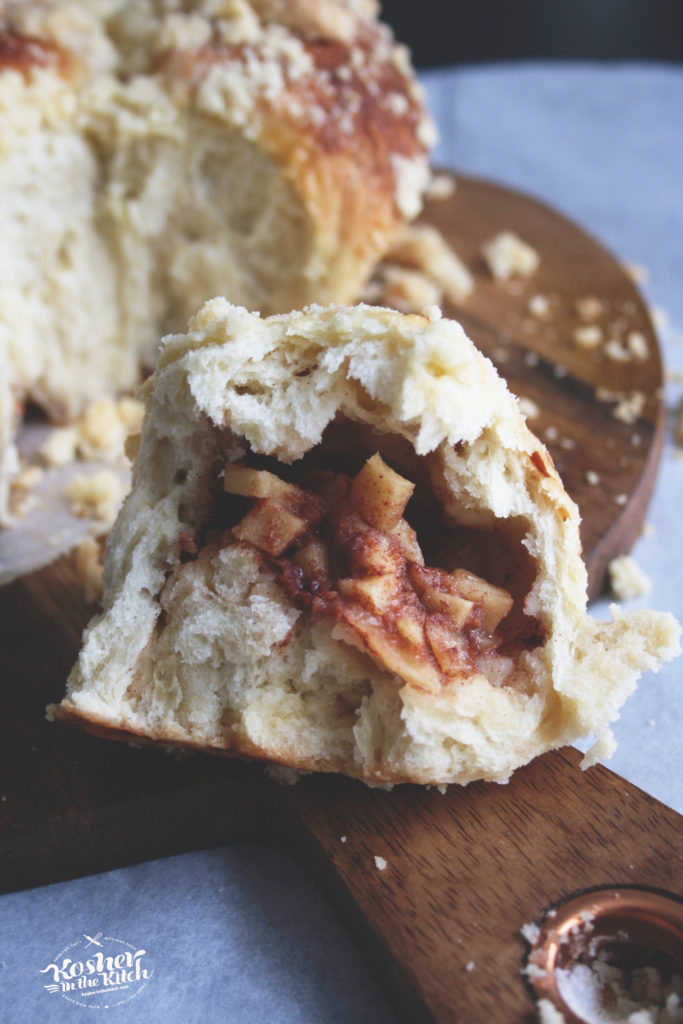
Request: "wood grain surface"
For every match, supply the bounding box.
[0,175,678,1024]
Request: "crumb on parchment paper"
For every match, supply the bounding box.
[64,469,129,529]
[39,395,144,469]
[608,554,652,601]
[536,998,566,1024]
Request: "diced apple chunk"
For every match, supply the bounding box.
[347,529,403,576]
[349,453,415,531]
[233,499,307,556]
[337,574,399,614]
[224,463,303,504]
[408,564,473,627]
[424,615,467,675]
[335,605,441,694]
[391,518,424,565]
[423,589,473,625]
[292,538,330,582]
[450,569,513,633]
[395,614,425,646]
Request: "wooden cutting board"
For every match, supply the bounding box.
[1,175,680,1023]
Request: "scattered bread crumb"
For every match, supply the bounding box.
[465,961,476,973]
[528,294,550,318]
[596,388,646,425]
[481,231,540,281]
[600,337,624,362]
[555,956,683,1024]
[624,261,649,285]
[12,465,44,490]
[608,554,652,600]
[521,921,541,945]
[64,469,128,529]
[626,331,649,360]
[603,335,648,363]
[425,173,456,202]
[613,392,646,425]
[361,264,441,312]
[572,325,603,349]
[40,396,145,468]
[340,835,347,843]
[536,998,566,1023]
[585,470,600,486]
[574,296,604,321]
[386,223,474,302]
[40,426,80,468]
[8,464,44,518]
[650,306,669,331]
[374,855,388,871]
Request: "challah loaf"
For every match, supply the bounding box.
[0,0,434,516]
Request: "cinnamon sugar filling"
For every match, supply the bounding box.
[187,436,546,696]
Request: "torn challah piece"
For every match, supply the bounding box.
[0,0,434,517]
[51,302,680,786]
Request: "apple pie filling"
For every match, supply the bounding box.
[210,453,541,694]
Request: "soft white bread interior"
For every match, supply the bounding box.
[51,301,680,786]
[0,0,434,516]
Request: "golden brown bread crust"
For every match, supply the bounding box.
[156,23,431,302]
[1,0,432,283]
[51,702,362,778]
[0,0,433,521]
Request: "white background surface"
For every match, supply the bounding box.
[2,62,682,1024]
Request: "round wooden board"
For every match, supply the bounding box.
[418,173,665,599]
